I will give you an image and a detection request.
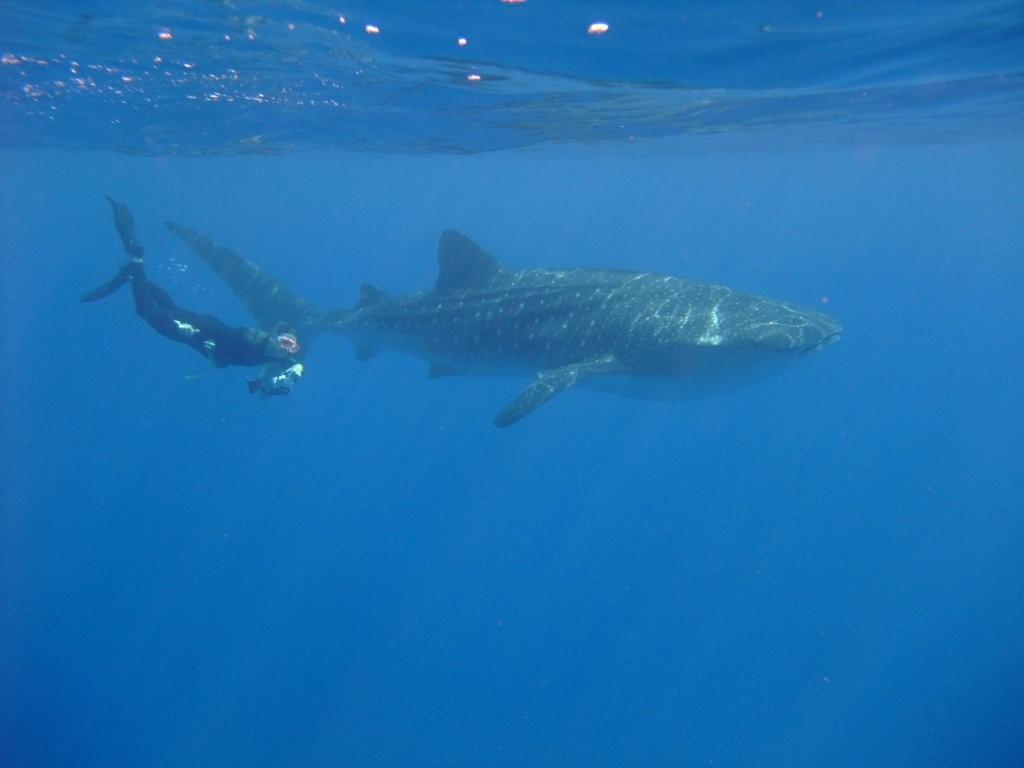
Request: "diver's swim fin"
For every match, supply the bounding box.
[80,264,133,303]
[82,196,146,302]
[105,195,145,259]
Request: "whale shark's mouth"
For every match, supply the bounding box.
[802,330,842,354]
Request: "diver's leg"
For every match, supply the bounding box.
[94,196,204,350]
[129,271,267,364]
[130,271,205,346]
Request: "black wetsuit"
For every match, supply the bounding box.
[127,261,280,367]
[83,197,303,394]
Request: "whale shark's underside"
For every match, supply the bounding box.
[166,225,841,427]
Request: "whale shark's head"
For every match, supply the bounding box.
[719,299,842,357]
[793,307,842,355]
[627,298,842,399]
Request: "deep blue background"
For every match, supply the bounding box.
[1,142,1022,766]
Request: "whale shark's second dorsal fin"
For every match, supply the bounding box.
[436,230,502,291]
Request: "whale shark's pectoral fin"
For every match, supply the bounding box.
[494,354,621,428]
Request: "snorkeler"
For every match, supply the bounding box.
[82,196,304,396]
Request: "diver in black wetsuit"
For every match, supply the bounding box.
[82,197,304,396]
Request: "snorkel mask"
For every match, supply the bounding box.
[275,332,301,357]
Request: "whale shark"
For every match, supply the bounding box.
[165,225,841,427]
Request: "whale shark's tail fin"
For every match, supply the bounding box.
[164,223,326,336]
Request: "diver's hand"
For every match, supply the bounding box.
[249,362,303,397]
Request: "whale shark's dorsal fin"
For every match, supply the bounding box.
[357,283,386,308]
[436,230,502,291]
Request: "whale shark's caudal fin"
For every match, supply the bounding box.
[164,223,325,334]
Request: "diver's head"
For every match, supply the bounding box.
[269,328,301,358]
[267,322,301,358]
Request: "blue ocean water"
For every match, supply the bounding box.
[1,3,1022,767]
